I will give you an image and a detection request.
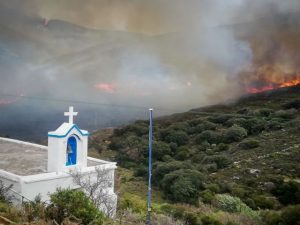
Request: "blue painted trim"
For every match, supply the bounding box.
[48,124,89,138]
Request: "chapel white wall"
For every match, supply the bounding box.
[48,129,88,173]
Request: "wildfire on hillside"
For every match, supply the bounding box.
[0,94,24,106]
[0,99,17,106]
[244,75,300,94]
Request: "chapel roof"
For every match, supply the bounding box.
[0,138,103,176]
[48,123,89,138]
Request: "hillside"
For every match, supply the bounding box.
[90,85,300,225]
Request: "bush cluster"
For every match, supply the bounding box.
[238,139,259,150]
[212,194,258,217]
[47,189,105,225]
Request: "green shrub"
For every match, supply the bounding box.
[283,99,300,109]
[223,125,247,143]
[204,155,231,169]
[225,222,238,225]
[23,195,47,222]
[187,120,217,134]
[275,109,297,119]
[198,141,210,150]
[198,121,217,131]
[263,205,300,225]
[161,169,205,204]
[161,204,201,225]
[112,128,125,136]
[0,201,9,212]
[134,165,148,177]
[230,186,248,198]
[196,131,222,145]
[244,198,256,209]
[188,118,205,127]
[119,193,147,214]
[238,139,259,150]
[185,212,202,225]
[108,137,125,150]
[272,180,300,205]
[201,216,223,225]
[200,190,215,204]
[152,141,172,160]
[209,115,232,124]
[124,123,149,136]
[164,130,189,146]
[262,211,283,225]
[169,122,190,131]
[266,119,283,130]
[152,161,192,184]
[281,204,300,225]
[252,195,279,209]
[206,183,220,193]
[160,204,186,220]
[258,108,274,117]
[175,147,192,160]
[238,118,266,135]
[169,142,178,152]
[216,143,229,152]
[47,189,105,225]
[225,118,247,127]
[203,163,218,173]
[212,194,258,217]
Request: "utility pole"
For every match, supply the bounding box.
[147,108,153,225]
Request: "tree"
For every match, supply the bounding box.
[70,167,116,217]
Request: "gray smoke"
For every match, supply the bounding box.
[0,0,299,112]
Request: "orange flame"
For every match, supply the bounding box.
[279,78,300,88]
[94,83,116,94]
[0,94,24,106]
[0,99,14,105]
[246,76,300,94]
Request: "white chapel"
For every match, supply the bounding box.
[0,106,117,216]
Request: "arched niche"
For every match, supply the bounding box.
[66,135,78,166]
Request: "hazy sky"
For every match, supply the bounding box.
[0,0,299,111]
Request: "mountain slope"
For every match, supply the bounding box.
[90,85,300,224]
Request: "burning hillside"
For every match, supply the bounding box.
[237,12,300,94]
[242,68,300,94]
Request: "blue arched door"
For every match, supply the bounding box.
[66,136,77,166]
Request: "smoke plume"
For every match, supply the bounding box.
[0,0,299,114]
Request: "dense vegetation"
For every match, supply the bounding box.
[98,85,300,224]
[0,185,107,224]
[1,86,300,224]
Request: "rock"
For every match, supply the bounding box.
[249,169,261,174]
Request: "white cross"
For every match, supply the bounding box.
[64,106,78,124]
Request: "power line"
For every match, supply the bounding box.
[0,93,175,113]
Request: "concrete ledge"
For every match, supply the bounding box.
[0,169,21,182]
[88,157,117,166]
[0,137,47,150]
